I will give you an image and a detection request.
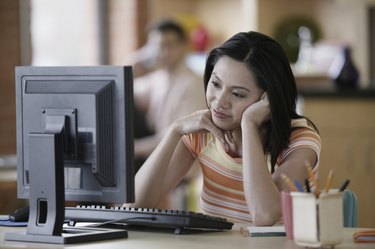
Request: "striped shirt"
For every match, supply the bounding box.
[182,118,321,224]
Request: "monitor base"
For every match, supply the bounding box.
[5,226,127,244]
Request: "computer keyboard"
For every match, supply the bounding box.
[65,205,233,234]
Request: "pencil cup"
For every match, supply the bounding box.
[291,192,344,248]
[280,191,293,240]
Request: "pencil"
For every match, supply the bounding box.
[281,173,297,192]
[324,169,335,193]
[305,161,314,179]
[305,161,320,197]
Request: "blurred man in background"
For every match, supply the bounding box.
[128,19,206,174]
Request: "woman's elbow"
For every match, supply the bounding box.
[252,211,281,226]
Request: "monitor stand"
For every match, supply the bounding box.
[5,131,127,244]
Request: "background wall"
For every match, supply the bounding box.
[0,0,20,155]
[0,0,22,214]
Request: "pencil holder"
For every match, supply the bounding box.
[291,192,344,248]
[281,191,293,240]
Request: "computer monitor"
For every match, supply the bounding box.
[5,66,135,244]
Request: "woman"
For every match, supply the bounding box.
[133,31,321,226]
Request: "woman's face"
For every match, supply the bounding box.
[206,56,264,130]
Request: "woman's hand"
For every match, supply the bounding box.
[241,92,271,128]
[173,109,231,151]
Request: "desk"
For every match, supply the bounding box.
[0,226,374,249]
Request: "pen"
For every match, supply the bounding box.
[281,173,297,192]
[294,179,305,192]
[324,169,335,193]
[304,178,311,193]
[339,179,350,192]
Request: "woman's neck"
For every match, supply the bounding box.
[225,128,242,158]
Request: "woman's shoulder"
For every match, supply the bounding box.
[289,118,321,147]
[291,118,318,132]
[184,132,214,140]
[289,118,321,146]
[182,132,215,156]
[277,118,321,166]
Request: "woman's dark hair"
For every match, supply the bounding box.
[203,31,317,173]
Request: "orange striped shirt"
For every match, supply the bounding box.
[182,118,321,224]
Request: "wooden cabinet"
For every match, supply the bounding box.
[0,0,20,155]
[302,96,375,228]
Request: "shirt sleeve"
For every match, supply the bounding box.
[182,133,211,158]
[277,125,322,168]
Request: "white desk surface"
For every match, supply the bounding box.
[0,225,374,249]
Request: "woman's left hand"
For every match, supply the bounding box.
[241,92,271,128]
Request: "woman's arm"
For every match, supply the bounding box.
[242,121,281,226]
[133,110,229,208]
[241,94,317,226]
[133,125,194,208]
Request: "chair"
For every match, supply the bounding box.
[343,189,357,227]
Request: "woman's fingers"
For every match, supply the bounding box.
[209,125,229,152]
[242,92,271,127]
[225,130,234,144]
[176,109,230,152]
[198,111,230,151]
